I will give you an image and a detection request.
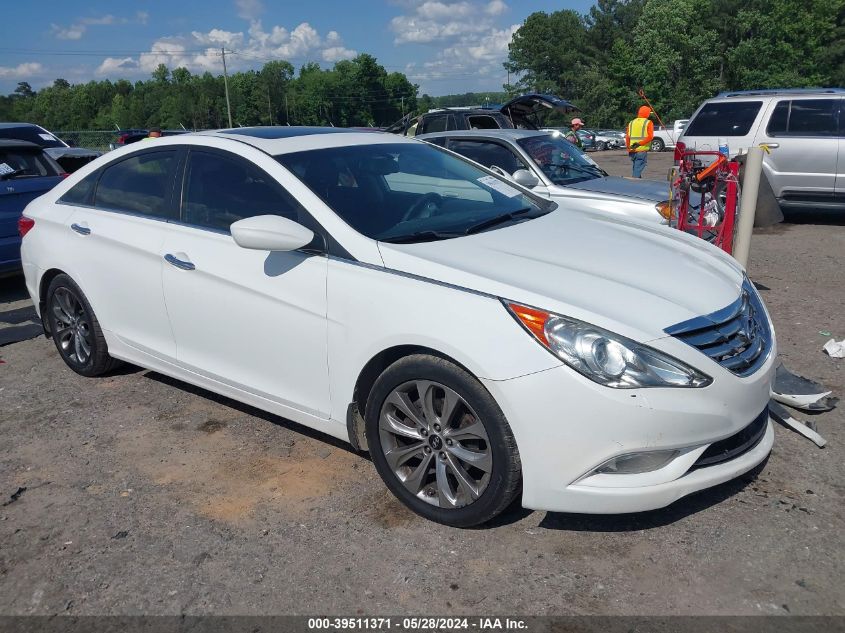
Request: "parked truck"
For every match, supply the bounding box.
[649,119,688,152]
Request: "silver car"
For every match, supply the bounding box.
[678,88,845,211]
[418,129,672,224]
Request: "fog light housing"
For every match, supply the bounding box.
[593,449,680,475]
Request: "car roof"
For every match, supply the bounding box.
[190,126,417,154]
[417,129,550,142]
[0,122,45,130]
[707,88,845,101]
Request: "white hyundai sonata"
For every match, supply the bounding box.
[19,127,776,526]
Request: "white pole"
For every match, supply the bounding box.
[221,47,233,128]
[733,146,764,268]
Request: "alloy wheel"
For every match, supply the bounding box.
[378,380,492,509]
[51,287,92,365]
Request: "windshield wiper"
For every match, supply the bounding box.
[0,168,32,181]
[561,163,606,178]
[463,207,536,235]
[379,230,462,244]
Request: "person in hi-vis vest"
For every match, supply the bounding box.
[625,106,654,178]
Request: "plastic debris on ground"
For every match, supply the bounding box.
[769,362,837,447]
[822,338,845,359]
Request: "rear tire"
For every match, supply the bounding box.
[45,274,121,377]
[596,141,607,151]
[365,354,522,527]
[651,138,665,152]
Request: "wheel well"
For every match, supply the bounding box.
[346,344,473,452]
[38,268,67,335]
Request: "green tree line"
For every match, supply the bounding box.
[0,54,418,130]
[506,0,845,127]
[1,0,842,131]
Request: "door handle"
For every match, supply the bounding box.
[164,253,195,271]
[70,223,91,235]
[762,143,779,149]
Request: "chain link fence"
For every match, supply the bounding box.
[53,129,207,152]
[53,131,121,152]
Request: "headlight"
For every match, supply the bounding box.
[505,302,712,389]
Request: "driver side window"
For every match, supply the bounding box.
[447,140,527,174]
[181,150,305,232]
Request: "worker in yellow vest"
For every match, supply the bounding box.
[625,106,654,178]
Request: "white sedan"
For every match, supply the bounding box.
[19,127,776,526]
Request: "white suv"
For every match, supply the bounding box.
[677,89,844,211]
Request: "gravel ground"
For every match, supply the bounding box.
[0,149,843,616]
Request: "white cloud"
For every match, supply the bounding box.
[390,0,508,44]
[95,21,357,78]
[51,13,147,40]
[0,62,45,79]
[236,0,264,20]
[391,1,516,91]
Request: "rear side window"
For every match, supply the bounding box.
[59,170,99,205]
[766,99,840,137]
[684,101,763,136]
[94,151,177,218]
[467,115,499,130]
[182,150,305,232]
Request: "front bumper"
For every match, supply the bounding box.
[482,345,776,514]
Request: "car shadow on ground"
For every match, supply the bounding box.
[144,368,768,532]
[0,275,29,304]
[143,370,362,456]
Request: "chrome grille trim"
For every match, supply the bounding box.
[665,280,772,377]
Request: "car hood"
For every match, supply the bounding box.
[377,209,744,342]
[564,176,668,202]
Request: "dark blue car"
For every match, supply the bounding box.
[1,139,65,276]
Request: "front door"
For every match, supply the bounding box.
[756,98,841,201]
[161,148,330,421]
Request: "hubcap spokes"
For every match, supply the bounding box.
[52,288,91,364]
[379,380,491,508]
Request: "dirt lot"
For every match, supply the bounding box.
[0,149,843,616]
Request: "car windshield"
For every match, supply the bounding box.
[0,126,66,149]
[516,134,605,185]
[276,142,554,243]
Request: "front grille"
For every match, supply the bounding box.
[690,406,769,469]
[665,279,772,377]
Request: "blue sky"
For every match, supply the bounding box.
[0,0,595,96]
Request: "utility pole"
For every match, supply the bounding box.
[267,84,272,125]
[285,94,290,124]
[401,95,405,117]
[221,47,233,128]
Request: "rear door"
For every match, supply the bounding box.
[63,148,180,359]
[835,100,845,199]
[756,97,840,201]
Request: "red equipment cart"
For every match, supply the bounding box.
[671,150,740,255]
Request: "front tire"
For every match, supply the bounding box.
[365,354,521,527]
[596,141,607,151]
[45,274,120,377]
[651,138,665,152]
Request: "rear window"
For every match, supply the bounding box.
[0,126,65,149]
[0,147,61,179]
[766,99,840,137]
[684,101,763,137]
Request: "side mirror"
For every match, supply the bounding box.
[231,215,314,252]
[511,169,539,188]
